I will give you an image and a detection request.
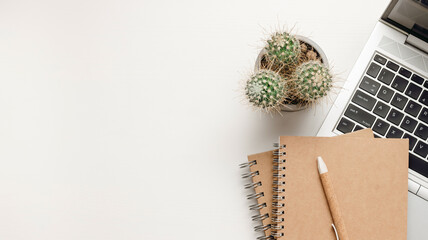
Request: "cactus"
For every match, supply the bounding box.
[245,70,286,111]
[291,61,332,103]
[265,32,301,66]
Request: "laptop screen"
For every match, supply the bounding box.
[382,0,428,42]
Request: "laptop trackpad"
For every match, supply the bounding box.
[408,192,428,239]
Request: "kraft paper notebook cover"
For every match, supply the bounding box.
[242,129,374,239]
[271,136,408,240]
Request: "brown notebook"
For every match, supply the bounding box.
[242,129,374,239]
[272,136,408,239]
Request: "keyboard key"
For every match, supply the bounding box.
[418,90,428,106]
[353,125,364,131]
[409,153,428,179]
[415,123,428,140]
[398,67,411,78]
[424,81,428,89]
[411,74,424,85]
[366,62,381,78]
[373,101,391,118]
[387,108,404,125]
[336,118,355,133]
[391,93,408,110]
[377,86,394,102]
[359,76,380,95]
[391,75,409,92]
[419,107,428,124]
[373,119,390,136]
[418,186,428,201]
[408,179,421,194]
[377,68,395,85]
[403,133,417,150]
[405,83,422,100]
[386,126,403,138]
[386,61,399,71]
[404,100,422,117]
[414,141,428,158]
[373,54,387,65]
[351,90,376,111]
[400,116,418,133]
[344,103,376,128]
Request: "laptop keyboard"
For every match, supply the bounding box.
[336,53,428,182]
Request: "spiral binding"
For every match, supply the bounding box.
[271,142,286,238]
[245,181,262,189]
[242,170,259,179]
[240,158,271,239]
[247,192,264,200]
[257,235,274,240]
[239,160,257,168]
[273,180,286,186]
[249,202,267,210]
[252,213,269,221]
[254,224,271,232]
[272,202,285,208]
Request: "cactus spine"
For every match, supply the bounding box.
[265,32,301,66]
[245,70,286,111]
[291,60,332,103]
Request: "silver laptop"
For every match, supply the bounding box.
[317,0,428,238]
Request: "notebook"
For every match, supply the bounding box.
[242,129,374,239]
[271,136,408,239]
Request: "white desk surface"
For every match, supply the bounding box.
[0,0,393,239]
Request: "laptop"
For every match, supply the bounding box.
[317,0,428,238]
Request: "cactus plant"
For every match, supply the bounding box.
[290,60,333,103]
[245,70,287,111]
[265,32,301,66]
[245,29,334,113]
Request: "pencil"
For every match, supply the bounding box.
[317,156,349,240]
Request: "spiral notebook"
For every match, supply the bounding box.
[271,136,408,239]
[242,129,374,239]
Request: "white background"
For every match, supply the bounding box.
[0,0,392,239]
